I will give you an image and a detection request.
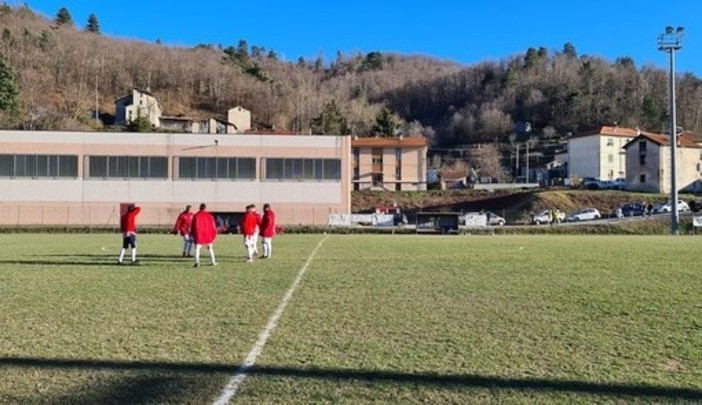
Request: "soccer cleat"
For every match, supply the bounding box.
[212,262,218,267]
[193,263,200,268]
[245,259,253,263]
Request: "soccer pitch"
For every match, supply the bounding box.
[1,233,701,404]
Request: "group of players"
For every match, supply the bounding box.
[118,202,276,267]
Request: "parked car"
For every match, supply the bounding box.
[598,180,615,190]
[612,178,628,190]
[530,210,564,225]
[482,210,506,226]
[566,208,601,222]
[581,177,601,189]
[612,203,646,217]
[652,200,690,214]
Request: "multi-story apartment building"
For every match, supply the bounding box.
[623,132,702,193]
[567,125,655,180]
[351,136,428,191]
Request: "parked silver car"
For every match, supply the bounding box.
[566,208,601,222]
[482,210,505,226]
[530,210,564,225]
[652,200,690,214]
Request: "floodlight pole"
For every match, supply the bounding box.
[658,26,684,235]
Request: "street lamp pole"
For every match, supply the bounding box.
[658,26,684,235]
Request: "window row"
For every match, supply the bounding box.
[0,154,342,181]
[0,154,78,178]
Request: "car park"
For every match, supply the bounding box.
[566,208,601,222]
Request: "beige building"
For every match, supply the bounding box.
[623,133,702,193]
[115,89,162,128]
[352,136,428,191]
[0,131,351,226]
[567,125,656,181]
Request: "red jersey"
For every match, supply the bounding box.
[241,211,258,237]
[260,209,276,237]
[120,206,141,234]
[191,209,217,244]
[173,211,193,236]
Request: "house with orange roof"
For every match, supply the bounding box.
[352,135,428,191]
[623,132,702,193]
[566,125,657,181]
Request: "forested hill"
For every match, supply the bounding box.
[0,4,701,147]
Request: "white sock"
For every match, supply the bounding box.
[263,242,269,257]
[131,249,137,262]
[209,245,216,264]
[195,245,202,264]
[266,242,272,258]
[118,248,126,262]
[245,243,254,260]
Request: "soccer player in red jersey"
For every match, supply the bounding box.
[241,204,259,263]
[118,204,141,265]
[260,204,276,259]
[191,203,217,268]
[172,204,194,257]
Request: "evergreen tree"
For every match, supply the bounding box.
[310,101,349,135]
[126,115,152,132]
[0,53,18,112]
[55,7,73,27]
[85,13,100,34]
[562,42,577,58]
[372,107,399,137]
[360,51,383,71]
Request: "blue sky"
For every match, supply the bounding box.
[23,0,702,76]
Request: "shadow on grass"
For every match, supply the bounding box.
[1,356,701,401]
[0,253,221,267]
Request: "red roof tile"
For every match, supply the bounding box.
[351,136,428,148]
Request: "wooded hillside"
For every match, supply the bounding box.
[0,4,701,149]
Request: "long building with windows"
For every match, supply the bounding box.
[0,131,351,226]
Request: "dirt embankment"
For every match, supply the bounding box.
[352,189,679,224]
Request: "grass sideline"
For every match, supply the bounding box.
[1,234,701,403]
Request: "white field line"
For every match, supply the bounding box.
[213,234,329,405]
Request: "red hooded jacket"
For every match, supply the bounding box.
[191,209,217,244]
[260,209,276,238]
[173,210,193,236]
[241,210,258,237]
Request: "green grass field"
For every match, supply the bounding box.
[1,233,701,404]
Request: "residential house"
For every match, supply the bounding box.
[352,136,428,191]
[160,116,236,134]
[114,89,162,128]
[114,91,249,134]
[567,125,656,181]
[567,125,655,180]
[623,133,702,193]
